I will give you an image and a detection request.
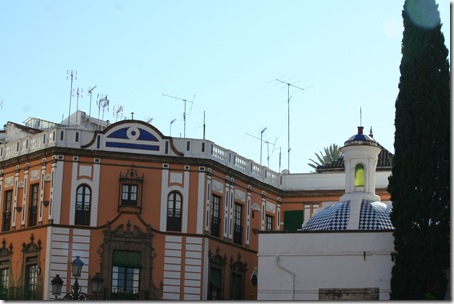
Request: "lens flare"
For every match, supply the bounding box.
[405,0,441,29]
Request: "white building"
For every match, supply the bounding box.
[257,126,395,300]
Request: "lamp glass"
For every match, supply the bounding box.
[71,256,84,278]
[91,273,103,293]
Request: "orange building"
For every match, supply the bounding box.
[0,111,392,300]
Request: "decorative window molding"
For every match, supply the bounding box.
[21,234,42,300]
[229,252,247,300]
[208,247,227,300]
[118,167,144,212]
[99,221,161,300]
[0,239,13,291]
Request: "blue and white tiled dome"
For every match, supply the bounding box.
[302,200,393,231]
[358,200,393,230]
[302,202,350,230]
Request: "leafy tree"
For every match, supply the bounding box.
[388,0,450,300]
[308,143,342,170]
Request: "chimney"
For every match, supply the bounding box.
[357,126,364,135]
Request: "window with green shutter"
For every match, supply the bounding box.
[112,250,142,268]
[284,210,304,231]
[111,250,141,298]
[208,267,222,300]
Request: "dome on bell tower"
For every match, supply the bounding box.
[344,126,378,147]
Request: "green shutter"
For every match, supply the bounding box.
[231,273,242,300]
[112,250,142,268]
[284,210,304,231]
[209,268,221,289]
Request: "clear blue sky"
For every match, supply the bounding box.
[0,0,450,173]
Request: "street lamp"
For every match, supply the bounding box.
[51,275,63,300]
[51,256,89,300]
[90,273,103,300]
[65,256,88,300]
[71,256,84,278]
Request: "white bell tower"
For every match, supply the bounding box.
[340,126,381,204]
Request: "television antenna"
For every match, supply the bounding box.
[170,118,176,136]
[246,130,278,168]
[72,87,83,124]
[66,70,77,125]
[202,110,206,140]
[275,78,312,173]
[96,94,109,120]
[87,85,97,120]
[162,93,196,138]
[360,107,362,126]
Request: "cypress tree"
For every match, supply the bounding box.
[388,0,450,300]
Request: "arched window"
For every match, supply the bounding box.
[354,164,365,187]
[167,192,182,231]
[75,185,91,225]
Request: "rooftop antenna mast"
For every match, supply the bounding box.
[268,137,279,169]
[73,87,83,124]
[360,107,362,126]
[96,94,109,120]
[162,93,196,138]
[279,147,282,173]
[114,105,124,122]
[66,70,77,126]
[96,94,101,119]
[260,127,267,165]
[275,78,311,173]
[88,85,97,120]
[203,111,206,140]
[245,130,277,168]
[170,118,176,136]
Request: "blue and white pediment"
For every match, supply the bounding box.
[106,126,160,151]
[83,121,182,156]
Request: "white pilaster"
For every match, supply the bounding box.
[160,168,169,231]
[197,171,205,234]
[91,161,101,226]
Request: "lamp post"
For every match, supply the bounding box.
[51,256,89,300]
[67,256,84,300]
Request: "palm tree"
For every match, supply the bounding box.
[308,143,342,170]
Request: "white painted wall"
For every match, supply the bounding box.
[257,231,394,300]
[281,170,391,191]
